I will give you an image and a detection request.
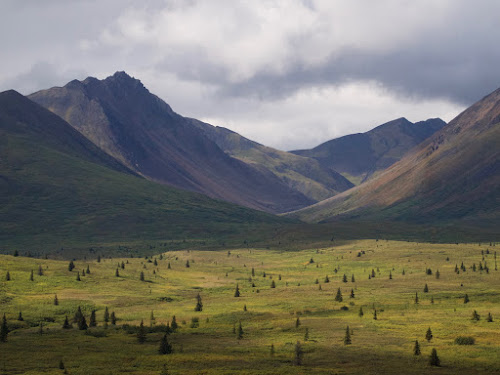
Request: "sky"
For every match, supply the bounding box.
[1,0,500,151]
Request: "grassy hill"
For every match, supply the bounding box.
[288,88,500,232]
[0,90,290,252]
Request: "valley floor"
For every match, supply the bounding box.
[0,240,499,374]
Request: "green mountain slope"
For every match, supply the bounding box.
[292,118,446,184]
[288,88,500,229]
[28,72,315,213]
[0,90,288,249]
[188,119,354,202]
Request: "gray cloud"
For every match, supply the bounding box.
[0,1,498,150]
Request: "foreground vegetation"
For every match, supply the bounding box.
[1,240,499,374]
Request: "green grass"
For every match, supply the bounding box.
[1,240,499,374]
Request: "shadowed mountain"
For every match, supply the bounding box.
[292,117,446,184]
[189,120,354,202]
[0,90,289,248]
[288,87,500,229]
[28,72,314,213]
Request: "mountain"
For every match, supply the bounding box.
[292,117,446,184]
[28,72,320,213]
[0,90,289,249]
[288,87,500,230]
[189,120,354,201]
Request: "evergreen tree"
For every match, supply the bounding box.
[234,284,240,297]
[373,310,377,320]
[97,255,101,262]
[140,271,145,281]
[39,322,43,335]
[304,327,309,341]
[471,310,480,321]
[38,265,44,276]
[86,265,91,274]
[271,280,276,288]
[0,314,8,342]
[351,274,355,282]
[429,348,440,366]
[154,259,158,266]
[415,292,419,304]
[195,293,203,311]
[335,288,343,302]
[185,260,190,268]
[425,327,433,342]
[62,315,71,329]
[160,364,170,375]
[59,360,65,370]
[54,294,59,305]
[371,269,376,278]
[435,270,440,279]
[68,261,75,271]
[137,320,146,343]
[104,307,110,323]
[82,269,85,277]
[487,312,493,322]
[350,289,355,298]
[76,272,81,281]
[115,268,120,277]
[464,294,470,303]
[424,284,429,293]
[413,340,421,355]
[402,269,405,276]
[167,262,171,269]
[17,312,23,321]
[359,307,364,317]
[78,315,88,330]
[244,304,247,311]
[74,306,83,323]
[5,271,10,281]
[171,316,178,331]
[315,278,319,284]
[111,312,117,325]
[251,267,255,276]
[294,341,303,366]
[159,334,173,354]
[270,344,275,356]
[89,310,97,327]
[30,270,34,281]
[295,317,301,328]
[342,274,348,282]
[344,326,352,345]
[324,275,330,283]
[237,321,244,339]
[389,271,392,280]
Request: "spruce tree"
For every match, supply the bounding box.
[89,310,97,327]
[137,320,146,343]
[86,265,91,274]
[17,312,23,321]
[38,265,44,276]
[159,334,173,354]
[270,344,275,356]
[413,340,421,355]
[429,348,440,366]
[237,321,244,339]
[0,314,8,342]
[185,260,190,268]
[30,270,34,281]
[76,272,81,281]
[74,306,83,323]
[351,274,355,282]
[234,284,240,297]
[350,289,355,298]
[54,294,59,306]
[359,307,364,317]
[487,312,493,322]
[304,327,309,341]
[464,294,470,303]
[424,284,429,293]
[140,271,145,281]
[59,360,65,370]
[344,326,352,345]
[471,310,480,321]
[5,271,10,281]
[160,364,170,375]
[296,317,301,328]
[335,288,343,302]
[435,270,440,279]
[271,280,276,288]
[195,293,203,311]
[111,312,117,325]
[78,315,88,330]
[342,274,348,282]
[104,307,110,324]
[415,292,419,304]
[373,310,377,320]
[294,341,303,366]
[251,267,255,276]
[425,327,433,342]
[68,261,75,271]
[171,316,178,331]
[62,315,71,329]
[115,268,120,277]
[167,262,171,269]
[324,275,330,283]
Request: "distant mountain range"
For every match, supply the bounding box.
[292,117,446,184]
[0,90,287,248]
[288,87,500,229]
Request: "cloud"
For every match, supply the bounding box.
[0,0,498,150]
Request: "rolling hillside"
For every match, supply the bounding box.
[0,90,289,249]
[288,87,500,228]
[28,72,317,213]
[190,120,354,201]
[292,117,446,184]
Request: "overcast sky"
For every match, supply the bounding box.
[1,0,500,150]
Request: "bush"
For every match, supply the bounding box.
[455,336,475,345]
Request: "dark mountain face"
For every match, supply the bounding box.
[0,90,288,248]
[292,117,446,184]
[29,72,315,213]
[288,87,500,228]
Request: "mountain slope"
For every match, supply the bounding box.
[28,72,314,213]
[292,117,446,184]
[288,87,500,228]
[0,90,289,248]
[189,119,354,201]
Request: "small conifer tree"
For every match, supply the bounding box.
[359,307,364,317]
[350,289,355,298]
[76,272,81,281]
[38,265,44,276]
[111,312,117,325]
[0,314,8,342]
[424,284,429,293]
[464,294,470,303]
[324,275,330,283]
[89,310,97,327]
[435,270,440,279]
[237,321,244,339]
[17,312,23,321]
[104,307,110,323]
[115,268,120,277]
[5,271,10,281]
[171,316,178,331]
[195,293,203,311]
[159,334,173,354]
[429,348,440,366]
[373,310,377,320]
[78,315,88,330]
[234,284,240,297]
[59,360,65,370]
[30,270,34,281]
[487,312,493,322]
[68,261,75,271]
[86,265,90,274]
[344,326,351,345]
[471,310,480,321]
[335,288,343,302]
[54,294,59,306]
[415,292,419,304]
[270,343,275,356]
[304,327,309,341]
[271,280,276,288]
[137,320,146,343]
[294,341,303,366]
[62,315,71,329]
[413,340,421,355]
[342,274,348,282]
[425,327,433,342]
[140,271,145,281]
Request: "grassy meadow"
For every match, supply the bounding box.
[0,240,499,374]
